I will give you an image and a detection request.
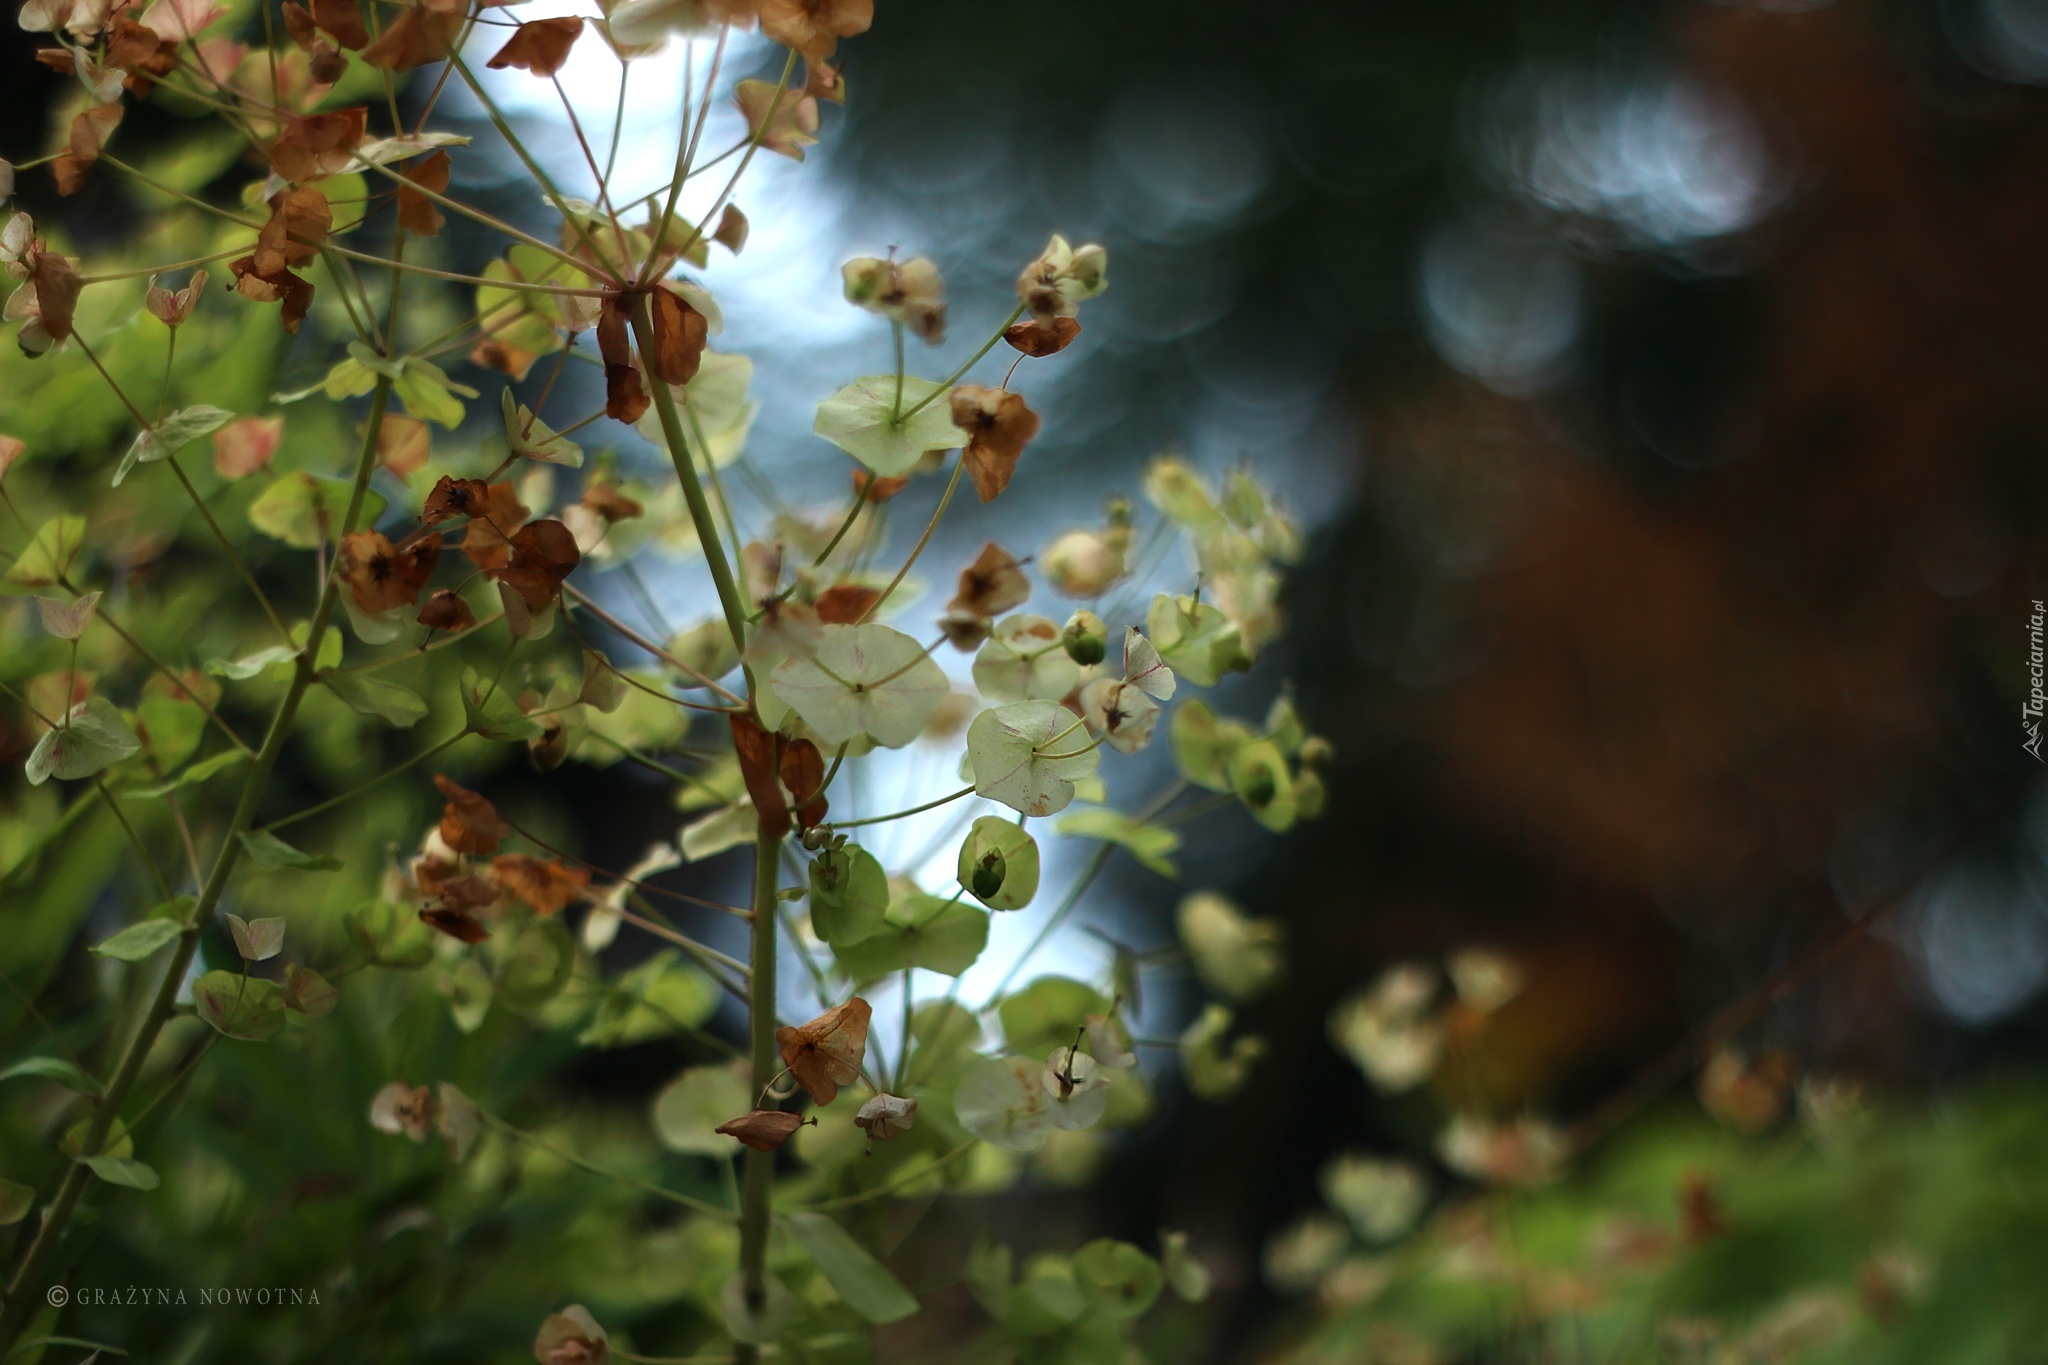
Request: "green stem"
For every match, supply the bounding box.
[898,305,1026,420]
[831,785,975,830]
[858,455,966,623]
[735,822,783,1365]
[168,458,293,645]
[628,295,752,657]
[253,727,467,834]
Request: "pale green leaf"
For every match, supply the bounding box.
[237,828,342,871]
[113,404,233,486]
[248,472,388,549]
[1145,593,1248,688]
[1072,1239,1163,1319]
[460,665,543,741]
[500,387,584,466]
[1177,891,1283,1001]
[192,970,286,1040]
[320,670,428,727]
[831,888,989,981]
[0,1055,102,1095]
[2,516,85,590]
[0,1177,33,1225]
[1055,808,1180,877]
[781,1210,920,1323]
[972,614,1080,703]
[25,697,141,785]
[966,701,1100,818]
[90,915,185,963]
[133,748,247,797]
[226,913,286,961]
[954,1055,1053,1154]
[813,375,967,476]
[79,1155,159,1190]
[809,844,888,945]
[652,1061,753,1157]
[770,623,948,748]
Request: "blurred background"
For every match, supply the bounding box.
[8,0,2048,1359]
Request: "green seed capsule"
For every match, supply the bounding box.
[971,848,1007,900]
[1063,610,1107,666]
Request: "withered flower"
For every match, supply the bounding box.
[421,474,494,525]
[774,997,870,1106]
[339,529,440,614]
[396,150,449,237]
[144,268,208,327]
[733,78,819,161]
[842,255,944,344]
[1004,316,1081,357]
[369,1081,436,1142]
[596,298,649,422]
[852,469,907,503]
[712,203,749,253]
[254,185,333,276]
[310,0,367,48]
[646,286,706,385]
[491,854,591,915]
[951,385,1040,503]
[486,15,583,77]
[715,1109,813,1153]
[949,541,1029,619]
[533,1305,611,1365]
[434,772,508,855]
[937,609,990,651]
[489,518,580,608]
[853,1093,916,1154]
[378,413,432,476]
[457,481,531,571]
[812,582,878,624]
[268,107,366,182]
[417,588,476,633]
[282,3,348,83]
[360,0,464,71]
[52,103,122,197]
[581,479,643,524]
[759,0,869,60]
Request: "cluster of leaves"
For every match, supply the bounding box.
[0,0,1330,1359]
[1265,1076,2048,1365]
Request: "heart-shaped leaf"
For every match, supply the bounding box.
[808,845,887,945]
[192,969,286,1040]
[781,1210,919,1324]
[237,829,342,872]
[90,912,187,963]
[79,1155,160,1189]
[320,670,428,727]
[966,700,1100,817]
[813,375,967,477]
[770,623,948,748]
[226,913,286,961]
[25,696,141,785]
[114,403,233,486]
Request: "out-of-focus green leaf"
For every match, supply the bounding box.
[780,1210,920,1323]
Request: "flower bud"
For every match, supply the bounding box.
[1042,529,1126,598]
[1299,736,1334,772]
[841,254,946,343]
[1062,610,1107,665]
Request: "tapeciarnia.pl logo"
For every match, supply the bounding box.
[2026,599,2045,762]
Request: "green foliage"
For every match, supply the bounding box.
[0,4,1319,1359]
